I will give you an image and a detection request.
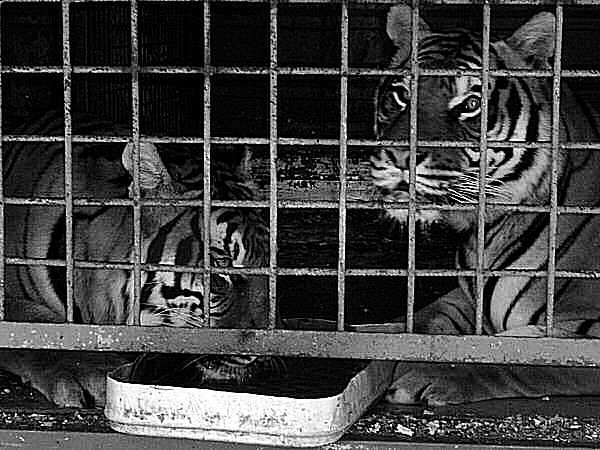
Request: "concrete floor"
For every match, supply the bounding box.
[1,368,600,448]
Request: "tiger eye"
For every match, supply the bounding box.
[464,96,481,112]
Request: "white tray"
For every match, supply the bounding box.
[105,358,394,447]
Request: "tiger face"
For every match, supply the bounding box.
[118,143,270,331]
[372,7,557,230]
[136,207,266,329]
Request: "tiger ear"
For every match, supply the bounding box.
[122,142,179,196]
[386,4,430,65]
[505,12,555,68]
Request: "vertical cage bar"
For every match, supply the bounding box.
[336,0,348,331]
[0,1,4,320]
[62,0,75,323]
[203,0,212,323]
[129,0,142,325]
[546,4,564,335]
[268,0,278,329]
[475,2,491,335]
[406,2,420,333]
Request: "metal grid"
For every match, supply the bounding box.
[0,0,599,368]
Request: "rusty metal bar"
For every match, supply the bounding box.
[405,2,420,333]
[4,65,600,78]
[359,140,579,149]
[129,0,142,326]
[268,0,279,329]
[5,0,600,5]
[203,0,212,325]
[475,3,491,335]
[337,0,349,331]
[2,65,600,78]
[62,0,75,323]
[7,196,600,215]
[7,254,600,279]
[5,134,600,151]
[0,322,599,366]
[0,1,4,320]
[2,135,66,143]
[546,4,564,335]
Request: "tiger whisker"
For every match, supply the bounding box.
[453,175,512,201]
[163,311,207,328]
[456,177,505,191]
[144,303,208,328]
[173,311,208,327]
[447,188,478,203]
[452,187,512,202]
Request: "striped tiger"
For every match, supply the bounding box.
[372,6,600,405]
[1,112,273,407]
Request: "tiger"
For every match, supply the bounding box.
[1,112,272,407]
[371,5,600,406]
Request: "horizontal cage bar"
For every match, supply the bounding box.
[3,0,600,5]
[5,136,600,152]
[0,323,599,367]
[3,66,600,78]
[6,197,600,214]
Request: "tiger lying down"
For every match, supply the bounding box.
[372,6,600,405]
[2,121,273,407]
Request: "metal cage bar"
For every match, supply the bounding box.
[129,0,143,325]
[4,66,600,78]
[5,135,600,150]
[2,0,600,5]
[545,4,565,335]
[337,0,349,331]
[8,195,600,214]
[5,257,600,280]
[62,0,76,323]
[268,0,279,329]
[0,1,4,320]
[405,2,419,333]
[475,3,491,335]
[203,0,212,324]
[1,322,600,367]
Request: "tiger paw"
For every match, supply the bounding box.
[32,368,104,408]
[386,363,499,406]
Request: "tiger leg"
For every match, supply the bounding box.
[387,291,600,406]
[387,288,541,405]
[386,287,496,406]
[389,360,600,406]
[0,350,131,408]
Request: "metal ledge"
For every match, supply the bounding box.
[0,322,599,366]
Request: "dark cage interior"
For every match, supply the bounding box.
[2,2,600,326]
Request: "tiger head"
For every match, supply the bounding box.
[372,6,558,230]
[120,142,270,331]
